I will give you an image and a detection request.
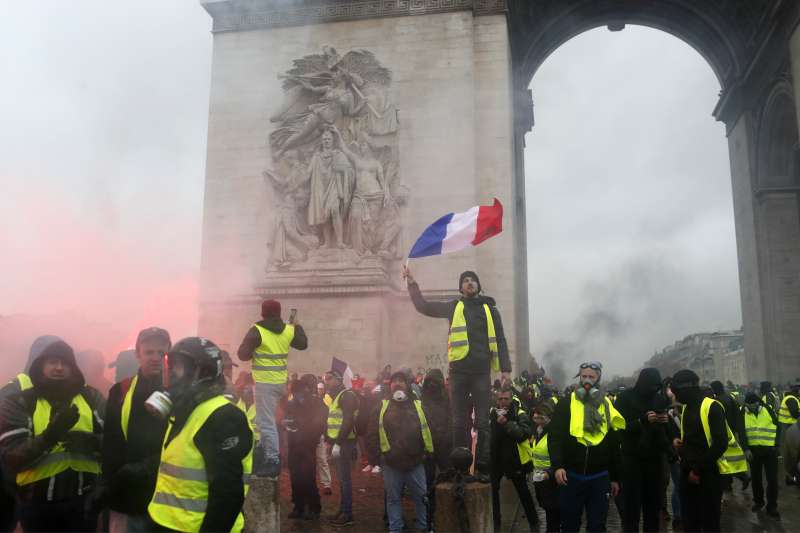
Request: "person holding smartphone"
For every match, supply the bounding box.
[237,299,308,477]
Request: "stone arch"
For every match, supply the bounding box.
[756,80,800,189]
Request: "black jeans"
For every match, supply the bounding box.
[490,471,538,528]
[535,479,561,532]
[18,496,98,533]
[680,467,722,532]
[750,447,778,510]
[288,448,320,513]
[449,371,491,470]
[559,472,611,533]
[622,456,663,532]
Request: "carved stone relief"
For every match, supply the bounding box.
[263,47,406,278]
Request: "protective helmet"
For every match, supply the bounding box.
[167,337,223,387]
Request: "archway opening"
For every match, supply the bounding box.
[524,26,742,383]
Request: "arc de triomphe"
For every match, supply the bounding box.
[197,0,800,383]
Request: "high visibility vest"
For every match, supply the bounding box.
[568,392,626,446]
[326,390,358,440]
[236,398,259,442]
[252,323,295,384]
[681,397,747,474]
[16,394,101,485]
[532,433,550,469]
[148,396,252,533]
[378,399,433,454]
[16,373,33,391]
[778,395,799,424]
[121,375,138,440]
[744,407,777,447]
[447,301,500,372]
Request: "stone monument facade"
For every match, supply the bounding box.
[197,0,524,377]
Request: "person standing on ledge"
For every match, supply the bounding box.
[401,264,511,481]
[238,299,308,477]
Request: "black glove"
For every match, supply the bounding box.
[83,482,107,521]
[42,405,80,445]
[63,431,101,454]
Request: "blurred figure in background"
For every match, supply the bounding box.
[531,402,560,532]
[317,380,333,495]
[421,368,452,530]
[76,349,112,398]
[740,392,780,518]
[108,349,138,384]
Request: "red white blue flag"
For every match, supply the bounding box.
[408,198,503,259]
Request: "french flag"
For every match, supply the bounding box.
[408,199,503,259]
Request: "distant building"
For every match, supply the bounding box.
[643,329,745,384]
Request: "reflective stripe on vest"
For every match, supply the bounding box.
[326,390,358,440]
[744,407,777,447]
[568,392,626,446]
[252,323,294,384]
[532,433,551,469]
[681,397,747,474]
[447,301,500,372]
[16,394,100,485]
[378,399,433,454]
[778,395,799,424]
[121,375,138,440]
[16,373,33,391]
[148,395,252,533]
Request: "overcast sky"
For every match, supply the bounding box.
[1,4,741,377]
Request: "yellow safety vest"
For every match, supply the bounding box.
[681,397,747,474]
[532,433,550,469]
[326,390,358,440]
[16,394,101,485]
[121,375,138,440]
[568,392,626,446]
[378,399,434,454]
[236,398,259,442]
[778,395,799,424]
[744,407,777,447]
[16,373,33,391]
[252,323,295,384]
[148,396,252,533]
[447,301,500,372]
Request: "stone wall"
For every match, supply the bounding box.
[198,8,520,377]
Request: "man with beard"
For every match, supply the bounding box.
[615,367,670,532]
[102,327,171,532]
[402,266,511,481]
[549,361,625,533]
[147,337,252,532]
[421,368,452,530]
[286,374,327,521]
[671,369,746,532]
[367,371,433,533]
[0,339,106,532]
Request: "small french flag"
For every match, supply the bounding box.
[408,198,503,259]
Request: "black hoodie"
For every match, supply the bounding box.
[237,318,308,362]
[421,369,452,468]
[407,281,511,374]
[0,340,105,504]
[615,368,671,459]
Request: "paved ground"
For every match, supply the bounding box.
[277,461,800,532]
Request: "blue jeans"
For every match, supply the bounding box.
[559,471,611,533]
[383,462,427,533]
[254,382,285,462]
[670,460,681,520]
[336,439,356,517]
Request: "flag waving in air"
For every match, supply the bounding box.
[408,198,503,259]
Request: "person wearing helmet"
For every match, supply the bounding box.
[147,337,253,533]
[103,327,171,533]
[0,339,106,532]
[402,265,511,481]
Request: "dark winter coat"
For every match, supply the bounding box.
[407,281,511,374]
[286,392,327,455]
[489,400,534,476]
[367,397,429,472]
[421,369,452,469]
[615,368,671,460]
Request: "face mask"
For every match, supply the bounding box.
[392,390,407,402]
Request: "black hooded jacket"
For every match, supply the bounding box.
[407,281,511,374]
[237,318,308,361]
[615,368,671,459]
[421,369,452,468]
[0,340,105,504]
[490,399,534,475]
[367,394,429,472]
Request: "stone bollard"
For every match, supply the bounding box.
[434,481,493,533]
[243,476,279,533]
